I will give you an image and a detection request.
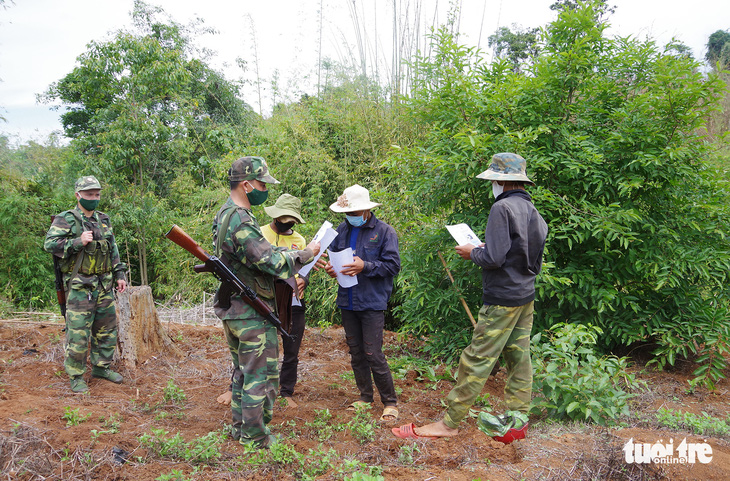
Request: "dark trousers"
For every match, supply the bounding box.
[341,309,397,406]
[280,304,306,397]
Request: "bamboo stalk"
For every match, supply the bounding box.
[0,319,64,325]
[437,251,477,328]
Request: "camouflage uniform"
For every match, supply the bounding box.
[43,176,127,388]
[443,153,547,430]
[444,303,535,427]
[213,157,313,448]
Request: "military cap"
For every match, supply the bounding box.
[74,175,102,192]
[264,193,305,223]
[476,152,535,185]
[228,156,280,184]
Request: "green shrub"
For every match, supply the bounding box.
[656,408,730,437]
[530,323,644,426]
[138,428,225,464]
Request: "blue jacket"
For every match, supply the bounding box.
[330,213,400,311]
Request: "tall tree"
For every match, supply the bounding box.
[705,29,730,69]
[386,0,730,386]
[42,1,256,285]
[488,25,541,72]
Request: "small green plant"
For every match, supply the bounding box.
[62,407,92,427]
[300,447,338,480]
[90,429,101,447]
[398,444,421,464]
[305,408,334,440]
[656,408,730,437]
[347,404,375,444]
[163,379,187,405]
[100,413,122,433]
[156,470,191,481]
[339,371,355,382]
[138,428,225,464]
[530,323,645,426]
[345,472,385,481]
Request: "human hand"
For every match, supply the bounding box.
[324,261,337,278]
[296,276,306,297]
[455,243,478,260]
[116,279,127,293]
[341,256,364,277]
[80,230,93,246]
[307,239,321,257]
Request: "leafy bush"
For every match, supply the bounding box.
[530,323,644,426]
[138,428,225,464]
[383,1,730,381]
[62,407,92,427]
[655,408,730,437]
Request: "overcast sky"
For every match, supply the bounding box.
[1,0,728,144]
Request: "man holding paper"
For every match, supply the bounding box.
[394,152,547,443]
[216,193,315,409]
[213,157,320,448]
[325,184,401,423]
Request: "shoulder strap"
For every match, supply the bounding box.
[215,206,238,257]
[63,209,86,291]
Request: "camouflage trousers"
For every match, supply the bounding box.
[443,302,534,429]
[65,285,118,378]
[223,317,278,446]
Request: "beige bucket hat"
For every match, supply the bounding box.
[329,184,381,213]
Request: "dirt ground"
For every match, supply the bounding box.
[1,315,729,480]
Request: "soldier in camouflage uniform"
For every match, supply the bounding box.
[213,156,320,449]
[44,176,128,394]
[395,153,547,441]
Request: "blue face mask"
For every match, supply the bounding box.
[346,214,366,227]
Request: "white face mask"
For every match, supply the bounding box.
[492,181,504,199]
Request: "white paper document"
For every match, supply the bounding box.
[446,223,482,246]
[328,247,359,288]
[298,221,338,278]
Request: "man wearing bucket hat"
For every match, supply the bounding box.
[393,152,547,443]
[216,193,311,409]
[213,156,320,449]
[324,184,401,423]
[44,176,128,394]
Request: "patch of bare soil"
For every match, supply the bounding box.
[1,317,729,480]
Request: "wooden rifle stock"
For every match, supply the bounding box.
[164,225,294,341]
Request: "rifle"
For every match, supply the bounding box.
[50,215,67,321]
[164,224,295,341]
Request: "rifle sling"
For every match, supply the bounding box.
[65,210,87,296]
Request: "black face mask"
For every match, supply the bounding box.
[275,220,295,233]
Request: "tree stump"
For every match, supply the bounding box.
[114,285,183,369]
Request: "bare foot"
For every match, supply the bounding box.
[216,390,232,406]
[283,396,298,408]
[414,420,459,438]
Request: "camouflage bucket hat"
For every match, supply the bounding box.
[476,152,535,185]
[74,175,102,192]
[228,156,280,184]
[264,193,305,224]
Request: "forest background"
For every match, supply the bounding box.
[1,0,730,395]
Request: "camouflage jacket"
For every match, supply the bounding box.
[44,206,127,292]
[212,198,313,321]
